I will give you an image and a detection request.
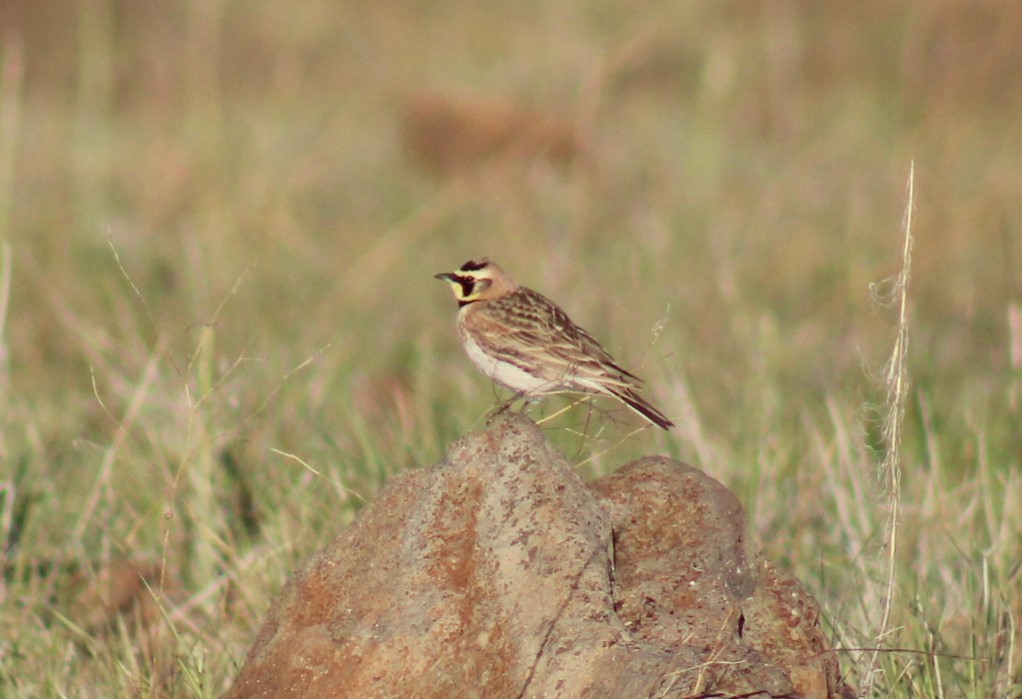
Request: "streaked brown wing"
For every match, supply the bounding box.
[474,288,643,389]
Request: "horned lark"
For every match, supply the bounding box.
[435,258,674,430]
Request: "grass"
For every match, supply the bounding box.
[1,1,1020,696]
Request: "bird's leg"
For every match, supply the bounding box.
[488,391,522,418]
[518,394,542,415]
[488,391,540,422]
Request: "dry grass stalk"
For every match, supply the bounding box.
[861,161,915,694]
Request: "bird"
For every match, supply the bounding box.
[435,258,674,430]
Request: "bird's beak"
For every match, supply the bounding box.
[435,272,455,282]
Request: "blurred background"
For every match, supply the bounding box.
[0,1,1019,696]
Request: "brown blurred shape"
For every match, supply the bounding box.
[66,557,171,633]
[401,92,580,176]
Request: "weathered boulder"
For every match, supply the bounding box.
[228,413,848,698]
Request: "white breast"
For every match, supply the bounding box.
[461,331,554,394]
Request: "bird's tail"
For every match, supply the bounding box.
[607,386,674,431]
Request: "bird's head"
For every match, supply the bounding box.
[435,258,516,305]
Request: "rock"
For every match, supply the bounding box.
[228,413,850,698]
[591,457,848,698]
